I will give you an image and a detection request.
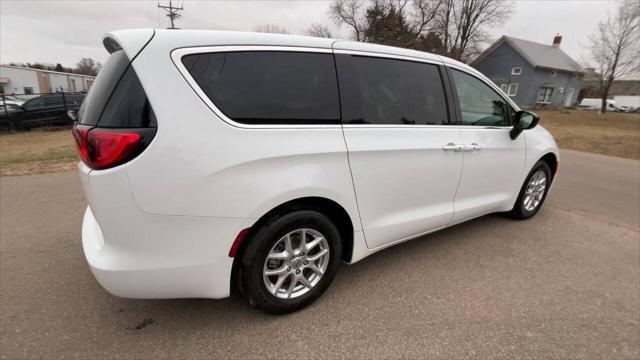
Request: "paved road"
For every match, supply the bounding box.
[1,150,638,359]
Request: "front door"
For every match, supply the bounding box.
[335,53,463,249]
[448,69,526,223]
[564,88,574,107]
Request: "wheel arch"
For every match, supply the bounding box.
[539,152,559,181]
[231,196,355,293]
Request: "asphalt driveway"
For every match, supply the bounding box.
[1,149,638,359]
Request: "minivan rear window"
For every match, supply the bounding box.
[182,51,341,125]
[78,50,129,126]
[79,50,156,128]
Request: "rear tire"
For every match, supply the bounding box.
[240,210,342,314]
[507,160,552,219]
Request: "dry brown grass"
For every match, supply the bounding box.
[0,128,78,176]
[538,109,640,160]
[0,110,638,176]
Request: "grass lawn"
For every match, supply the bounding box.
[0,109,638,176]
[0,128,78,176]
[538,109,640,160]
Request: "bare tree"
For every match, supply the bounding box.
[329,0,507,59]
[329,0,366,41]
[330,0,441,48]
[75,58,101,76]
[436,0,512,61]
[587,0,640,113]
[306,23,333,38]
[408,0,443,46]
[253,24,290,34]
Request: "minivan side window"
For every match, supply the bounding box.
[450,69,511,126]
[338,56,448,125]
[182,51,340,125]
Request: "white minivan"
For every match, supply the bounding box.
[75,29,559,313]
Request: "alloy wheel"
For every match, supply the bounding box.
[262,228,330,299]
[523,170,547,212]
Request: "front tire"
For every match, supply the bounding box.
[240,210,342,314]
[508,160,552,219]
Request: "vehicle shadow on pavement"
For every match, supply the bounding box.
[104,212,515,327]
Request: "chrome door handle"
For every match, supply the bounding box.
[459,143,481,152]
[442,143,462,152]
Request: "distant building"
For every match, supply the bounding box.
[580,71,640,108]
[472,35,585,108]
[0,65,95,95]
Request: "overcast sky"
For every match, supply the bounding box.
[0,0,620,68]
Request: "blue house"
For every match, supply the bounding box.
[472,35,585,108]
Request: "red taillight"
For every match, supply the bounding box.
[73,124,150,170]
[72,124,92,165]
[88,130,141,170]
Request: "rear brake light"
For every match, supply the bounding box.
[72,124,91,165]
[88,130,140,170]
[73,124,154,170]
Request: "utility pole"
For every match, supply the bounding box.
[157,0,183,29]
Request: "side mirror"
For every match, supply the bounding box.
[510,110,539,140]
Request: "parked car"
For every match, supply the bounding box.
[578,98,619,111]
[1,94,26,107]
[74,29,559,314]
[616,105,638,112]
[2,92,85,130]
[0,103,21,131]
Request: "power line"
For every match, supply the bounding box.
[157,0,183,30]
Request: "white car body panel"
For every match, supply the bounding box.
[342,126,463,249]
[452,127,527,223]
[79,29,559,299]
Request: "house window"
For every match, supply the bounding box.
[507,83,518,97]
[537,87,554,104]
[500,84,508,92]
[23,87,34,95]
[511,67,522,75]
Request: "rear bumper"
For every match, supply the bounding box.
[82,206,247,300]
[79,160,254,299]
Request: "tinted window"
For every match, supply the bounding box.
[79,50,156,128]
[451,70,511,126]
[97,66,157,128]
[342,56,448,125]
[23,97,45,111]
[44,96,63,107]
[182,51,340,124]
[79,50,129,126]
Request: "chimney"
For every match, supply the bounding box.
[553,34,562,48]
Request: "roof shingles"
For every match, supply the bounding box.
[474,35,585,74]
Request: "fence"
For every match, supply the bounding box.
[1,91,87,131]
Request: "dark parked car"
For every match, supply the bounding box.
[1,93,85,130]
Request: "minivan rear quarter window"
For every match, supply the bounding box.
[181,51,340,125]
